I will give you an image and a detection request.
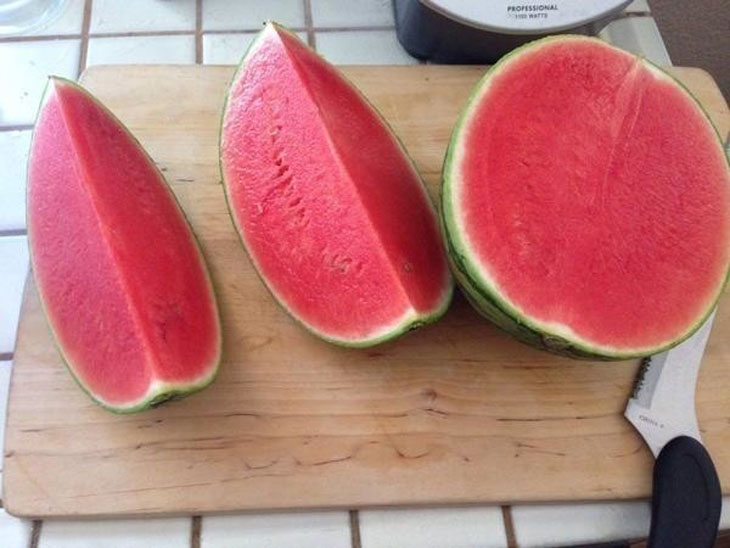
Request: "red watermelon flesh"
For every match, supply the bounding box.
[220,23,452,346]
[443,36,730,358]
[28,78,221,411]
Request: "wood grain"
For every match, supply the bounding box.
[4,65,730,518]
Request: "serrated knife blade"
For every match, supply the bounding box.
[623,310,721,548]
[624,310,715,457]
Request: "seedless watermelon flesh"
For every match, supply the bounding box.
[443,36,730,359]
[220,23,452,346]
[28,78,222,412]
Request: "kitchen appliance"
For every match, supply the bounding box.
[394,0,631,63]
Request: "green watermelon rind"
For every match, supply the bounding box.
[219,22,453,348]
[441,35,730,360]
[28,76,223,413]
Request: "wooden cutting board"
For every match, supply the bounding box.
[5,65,730,518]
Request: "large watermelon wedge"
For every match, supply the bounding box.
[28,77,222,412]
[442,36,730,360]
[220,23,453,347]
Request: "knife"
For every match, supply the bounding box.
[624,310,722,548]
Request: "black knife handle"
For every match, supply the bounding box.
[648,436,721,548]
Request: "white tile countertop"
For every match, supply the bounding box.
[0,1,722,547]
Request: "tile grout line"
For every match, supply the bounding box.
[195,0,203,64]
[303,0,316,49]
[29,520,42,548]
[0,229,28,237]
[77,0,92,77]
[316,25,396,33]
[349,510,362,548]
[88,29,195,38]
[202,24,394,33]
[203,27,306,35]
[502,506,519,548]
[0,125,33,132]
[0,33,81,43]
[0,25,398,44]
[0,352,14,361]
[190,516,201,548]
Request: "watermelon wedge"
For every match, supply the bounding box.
[220,23,453,346]
[442,36,730,359]
[28,77,222,412]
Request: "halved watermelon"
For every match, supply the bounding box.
[28,78,222,412]
[442,36,730,359]
[220,23,453,346]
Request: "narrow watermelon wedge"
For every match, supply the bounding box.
[220,23,453,346]
[442,36,730,359]
[28,78,222,412]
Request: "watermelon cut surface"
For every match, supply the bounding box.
[220,23,453,346]
[443,36,730,359]
[28,78,222,412]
